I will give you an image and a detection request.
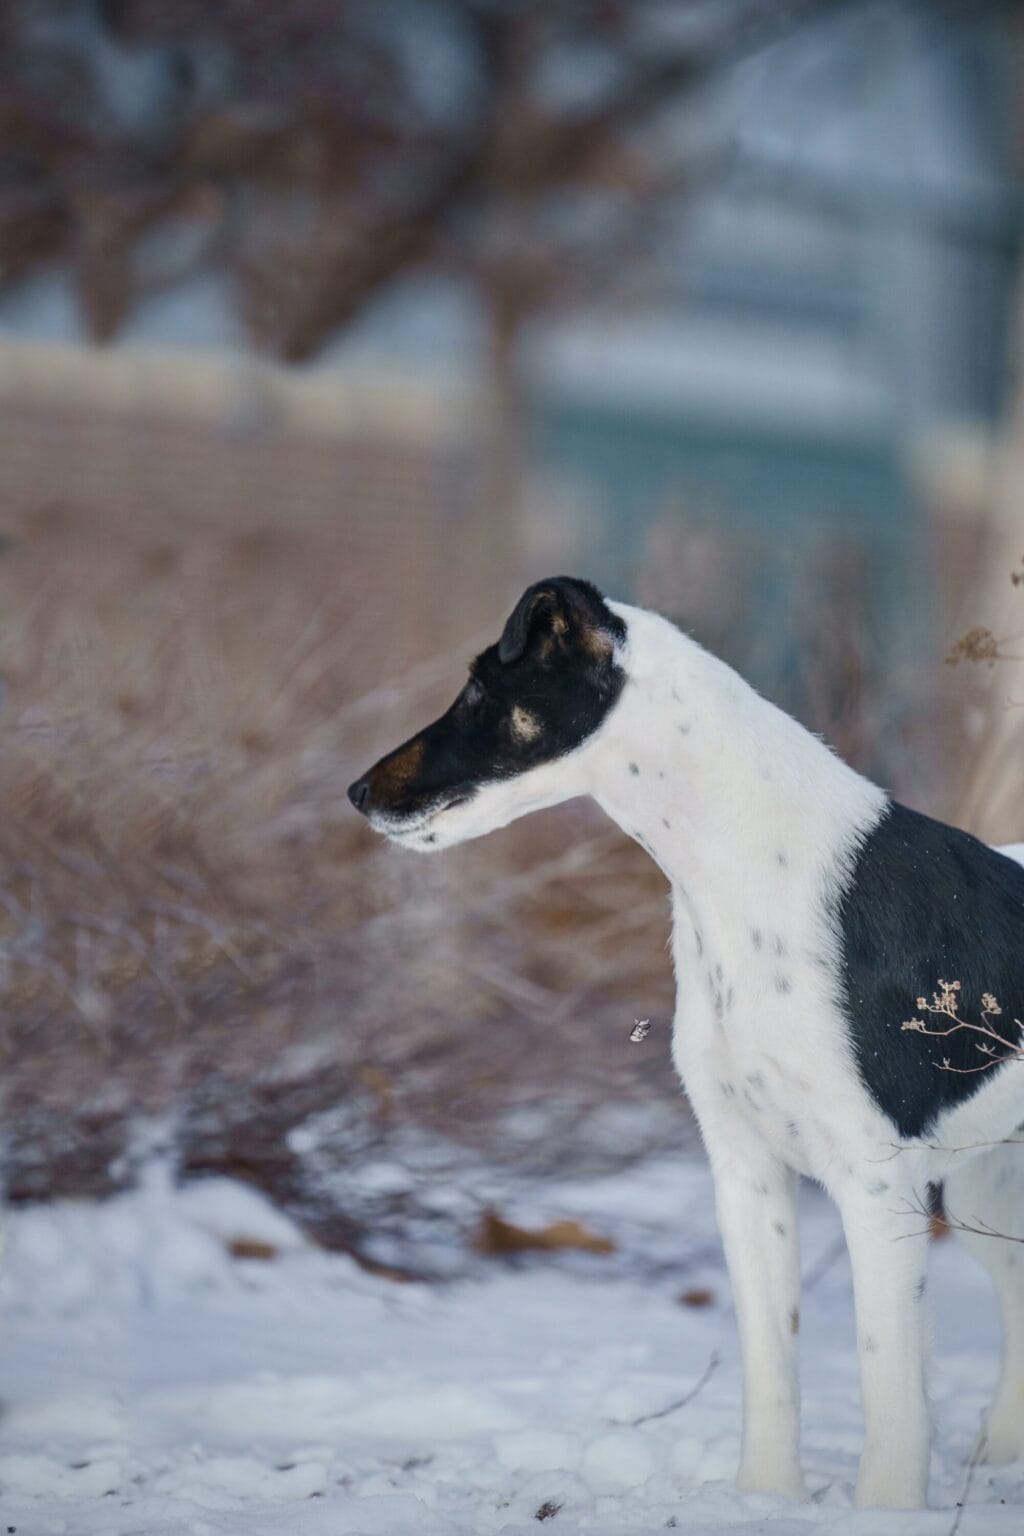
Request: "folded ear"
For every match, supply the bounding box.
[497,576,624,665]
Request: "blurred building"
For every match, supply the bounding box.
[528,4,1020,729]
[0,2,1019,777]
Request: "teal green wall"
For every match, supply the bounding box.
[531,399,929,771]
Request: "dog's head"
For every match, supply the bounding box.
[348,576,626,850]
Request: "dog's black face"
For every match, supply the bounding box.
[348,576,626,849]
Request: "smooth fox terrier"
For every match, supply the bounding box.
[349,576,1024,1510]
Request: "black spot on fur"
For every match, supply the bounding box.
[772,936,787,958]
[694,929,704,958]
[914,1276,926,1301]
[866,1179,889,1196]
[629,761,640,776]
[774,974,792,995]
[773,1221,787,1237]
[678,723,691,735]
[662,817,671,830]
[751,929,763,951]
[835,802,1024,1140]
[777,851,789,868]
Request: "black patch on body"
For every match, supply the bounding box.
[352,576,626,822]
[836,801,1024,1139]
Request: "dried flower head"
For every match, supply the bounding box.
[903,978,1023,1075]
[945,626,1001,666]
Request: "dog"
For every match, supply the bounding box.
[348,575,1024,1509]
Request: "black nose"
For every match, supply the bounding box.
[348,778,371,814]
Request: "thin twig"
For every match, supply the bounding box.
[903,980,1023,1075]
[895,1193,1024,1247]
[618,1348,721,1427]
[949,1421,986,1536]
[874,1137,1024,1162]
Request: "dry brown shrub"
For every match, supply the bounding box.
[0,488,677,1213]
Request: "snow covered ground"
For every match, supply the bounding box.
[1,1146,1022,1535]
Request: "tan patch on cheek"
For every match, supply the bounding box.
[510,705,541,744]
[376,736,425,790]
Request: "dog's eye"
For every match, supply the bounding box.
[464,678,486,710]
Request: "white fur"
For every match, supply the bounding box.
[376,600,1024,1509]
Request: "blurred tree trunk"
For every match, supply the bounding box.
[447,292,526,629]
[484,290,527,592]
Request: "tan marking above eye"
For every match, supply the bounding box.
[510,705,541,743]
[579,622,613,660]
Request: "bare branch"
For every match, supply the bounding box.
[902,979,1023,1075]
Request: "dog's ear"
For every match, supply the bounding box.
[498,577,623,665]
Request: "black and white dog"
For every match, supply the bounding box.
[349,576,1024,1509]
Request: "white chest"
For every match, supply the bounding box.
[668,892,879,1186]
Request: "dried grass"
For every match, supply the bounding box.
[0,492,677,1213]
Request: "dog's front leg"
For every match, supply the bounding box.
[707,1142,804,1500]
[838,1185,931,1509]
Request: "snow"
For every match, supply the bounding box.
[1,1147,1022,1534]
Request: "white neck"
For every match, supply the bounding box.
[584,603,886,931]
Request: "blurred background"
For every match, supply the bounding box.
[0,0,1022,1277]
